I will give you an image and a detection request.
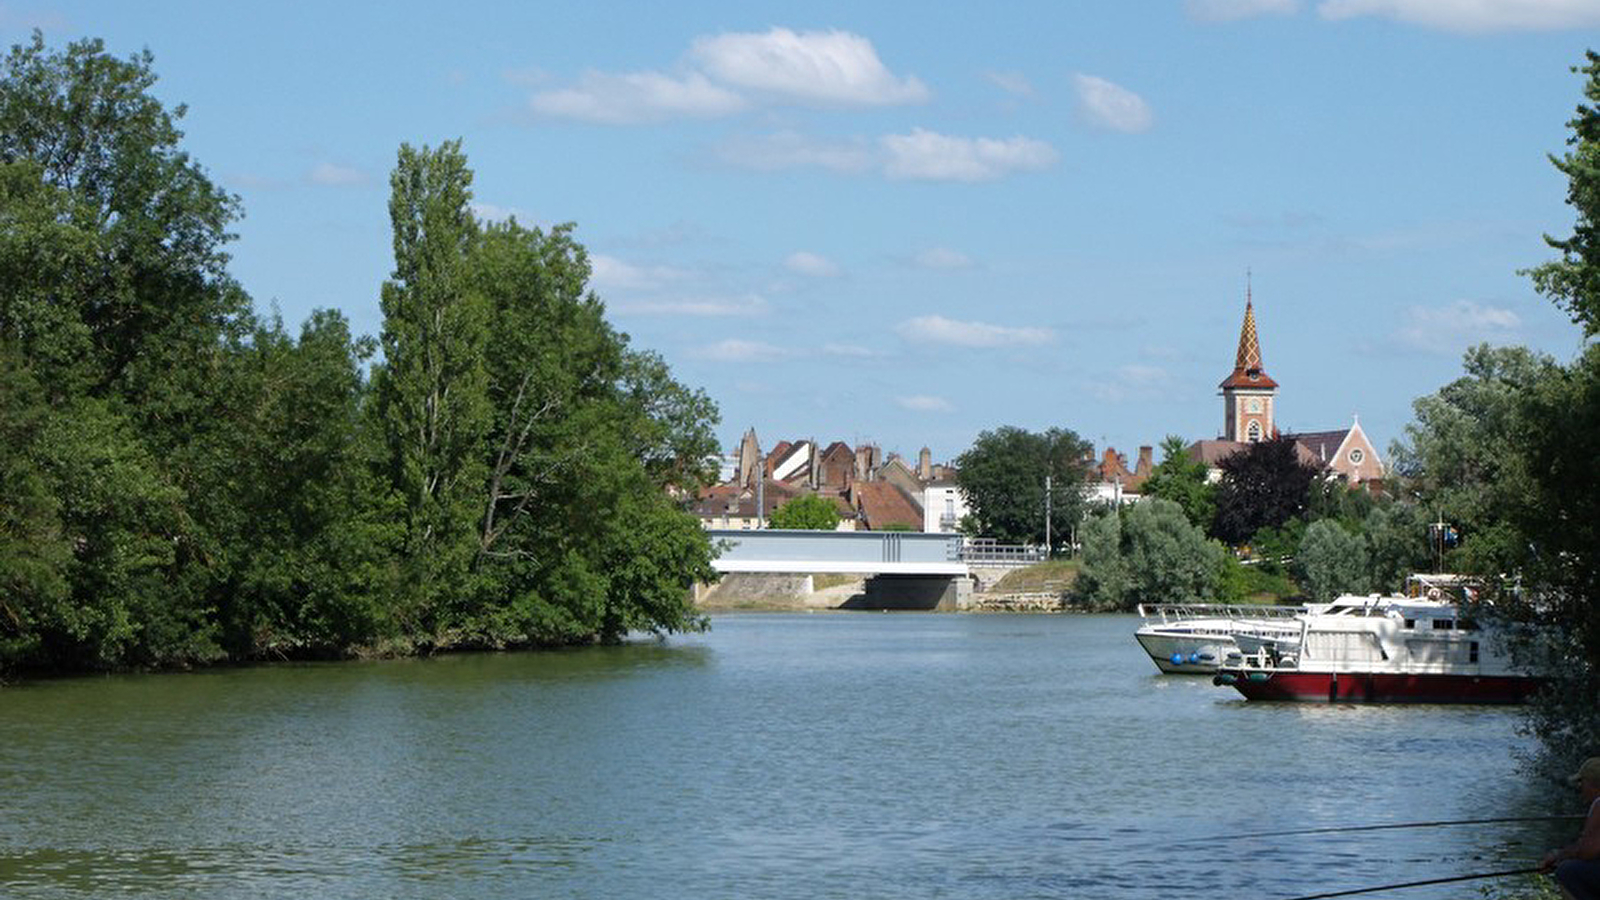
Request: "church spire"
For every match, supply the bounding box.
[1219,282,1278,442]
[1235,294,1263,373]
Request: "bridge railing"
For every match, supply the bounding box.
[961,539,1047,567]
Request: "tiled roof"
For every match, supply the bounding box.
[1285,429,1350,464]
[853,482,923,531]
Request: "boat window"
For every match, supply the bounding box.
[1432,619,1455,630]
[1403,618,1415,629]
[1470,641,1480,663]
[1458,619,1479,631]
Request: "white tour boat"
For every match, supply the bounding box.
[1134,603,1306,674]
[1212,593,1540,703]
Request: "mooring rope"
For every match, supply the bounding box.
[1278,865,1543,900]
[1168,814,1584,845]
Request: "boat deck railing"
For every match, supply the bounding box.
[1136,603,1306,625]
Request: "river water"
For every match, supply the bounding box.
[0,613,1568,899]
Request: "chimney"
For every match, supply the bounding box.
[1136,445,1154,477]
[918,446,932,481]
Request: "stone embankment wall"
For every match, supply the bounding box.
[694,572,1069,612]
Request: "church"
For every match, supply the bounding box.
[1186,293,1384,484]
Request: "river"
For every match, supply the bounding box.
[0,613,1566,899]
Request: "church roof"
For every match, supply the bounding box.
[1284,429,1351,464]
[1219,298,1278,390]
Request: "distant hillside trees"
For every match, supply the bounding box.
[954,426,1092,553]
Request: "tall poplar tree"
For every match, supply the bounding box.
[375,141,491,634]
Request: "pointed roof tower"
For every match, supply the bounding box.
[1219,289,1278,390]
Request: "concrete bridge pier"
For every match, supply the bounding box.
[843,574,973,611]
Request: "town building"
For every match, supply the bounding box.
[1187,291,1383,484]
[694,431,954,531]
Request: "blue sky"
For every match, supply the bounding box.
[7,1,1599,466]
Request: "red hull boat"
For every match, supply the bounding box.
[1213,590,1540,704]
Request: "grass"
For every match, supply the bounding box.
[989,559,1080,593]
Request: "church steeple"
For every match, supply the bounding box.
[1219,285,1278,442]
[1235,294,1263,373]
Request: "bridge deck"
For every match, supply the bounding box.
[707,529,968,576]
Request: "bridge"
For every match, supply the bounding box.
[705,529,969,610]
[707,529,967,575]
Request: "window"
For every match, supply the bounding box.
[1403,618,1416,629]
[1470,642,1480,663]
[1432,619,1455,630]
[1349,448,1365,465]
[1247,421,1262,442]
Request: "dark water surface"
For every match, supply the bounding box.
[0,613,1565,899]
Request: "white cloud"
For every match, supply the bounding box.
[984,70,1036,97]
[715,129,1055,182]
[529,70,746,124]
[913,247,974,270]
[895,314,1054,348]
[1393,300,1521,352]
[471,202,526,223]
[1185,0,1301,20]
[898,395,954,412]
[612,294,769,317]
[528,27,925,124]
[1089,364,1178,402]
[714,131,875,173]
[691,338,795,362]
[785,251,841,277]
[1072,75,1154,133]
[308,162,370,186]
[1317,0,1600,30]
[590,254,692,292]
[822,342,882,358]
[880,128,1059,181]
[690,27,929,106]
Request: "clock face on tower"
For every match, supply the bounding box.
[1247,397,1262,414]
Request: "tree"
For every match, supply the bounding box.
[1139,435,1215,529]
[1527,50,1600,337]
[374,140,491,634]
[461,215,715,645]
[1360,501,1432,595]
[1074,499,1224,612]
[1296,519,1369,602]
[769,494,842,530]
[1388,344,1558,576]
[954,425,1092,551]
[0,32,246,407]
[1211,437,1320,545]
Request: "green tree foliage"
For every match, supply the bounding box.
[1139,435,1215,529]
[769,494,843,530]
[1501,344,1600,772]
[954,426,1092,551]
[1389,344,1557,576]
[374,140,492,633]
[452,216,715,645]
[1074,499,1224,611]
[1295,519,1370,602]
[0,33,717,674]
[1211,437,1320,545]
[1527,50,1600,337]
[1360,501,1433,594]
